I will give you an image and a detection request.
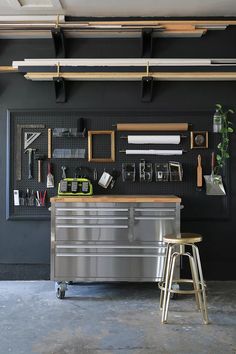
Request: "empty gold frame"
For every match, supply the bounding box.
[88,130,115,162]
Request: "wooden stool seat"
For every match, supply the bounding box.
[163,232,202,244]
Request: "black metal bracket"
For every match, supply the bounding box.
[53,77,66,103]
[141,28,153,58]
[141,76,153,102]
[51,27,66,58]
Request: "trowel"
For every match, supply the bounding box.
[204,152,226,196]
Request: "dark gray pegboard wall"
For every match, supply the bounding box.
[7,109,229,220]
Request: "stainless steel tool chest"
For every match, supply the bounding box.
[50,196,181,297]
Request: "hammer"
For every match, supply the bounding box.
[24,148,37,179]
[35,154,45,183]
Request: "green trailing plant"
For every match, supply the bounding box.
[214,104,234,175]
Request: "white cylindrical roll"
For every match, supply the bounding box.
[127,135,181,144]
[125,150,183,155]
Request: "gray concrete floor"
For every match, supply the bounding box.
[0,281,235,354]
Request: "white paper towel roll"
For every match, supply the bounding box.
[127,135,181,144]
[125,150,183,155]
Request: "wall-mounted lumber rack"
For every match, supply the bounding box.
[11,57,236,81]
[2,57,236,102]
[1,16,236,58]
[0,17,236,39]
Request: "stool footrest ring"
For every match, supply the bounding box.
[159,279,206,295]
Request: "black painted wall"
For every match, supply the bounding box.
[0,29,236,280]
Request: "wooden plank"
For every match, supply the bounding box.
[24,71,236,81]
[50,195,182,203]
[48,128,52,159]
[116,123,188,131]
[0,66,17,72]
[82,20,236,26]
[1,20,236,30]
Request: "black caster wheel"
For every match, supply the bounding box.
[56,288,65,299]
[170,292,178,300]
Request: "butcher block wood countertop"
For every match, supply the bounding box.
[51,195,181,203]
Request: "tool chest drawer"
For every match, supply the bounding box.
[54,253,166,280]
[133,206,176,242]
[55,227,130,242]
[54,203,130,241]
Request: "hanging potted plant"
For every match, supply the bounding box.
[214,104,234,175]
[204,104,234,195]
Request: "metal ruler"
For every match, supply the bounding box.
[16,124,45,181]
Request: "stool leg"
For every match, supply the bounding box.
[193,245,209,324]
[188,253,204,316]
[160,243,172,310]
[160,245,174,312]
[188,251,201,311]
[162,253,178,324]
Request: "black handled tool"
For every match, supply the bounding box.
[24,148,37,179]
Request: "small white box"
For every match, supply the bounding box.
[98,172,113,189]
[13,190,20,206]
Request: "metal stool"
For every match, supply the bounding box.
[159,233,209,324]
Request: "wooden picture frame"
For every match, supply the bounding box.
[88,130,115,162]
[190,131,208,149]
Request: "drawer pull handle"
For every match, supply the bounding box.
[56,216,129,220]
[134,217,175,220]
[56,253,165,258]
[56,225,129,229]
[57,208,129,212]
[56,245,165,249]
[135,208,175,212]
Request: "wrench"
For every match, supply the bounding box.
[61,166,67,179]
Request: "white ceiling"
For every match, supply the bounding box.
[2,0,236,17]
[0,0,236,17]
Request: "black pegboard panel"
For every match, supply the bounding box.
[6,109,230,220]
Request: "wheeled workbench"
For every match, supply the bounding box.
[50,195,181,298]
